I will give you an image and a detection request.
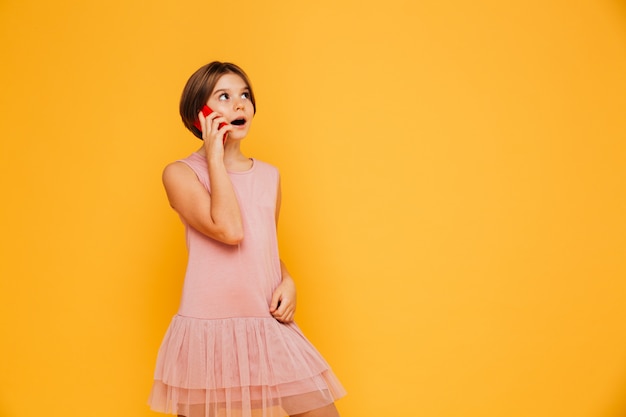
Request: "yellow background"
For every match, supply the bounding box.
[1,0,625,416]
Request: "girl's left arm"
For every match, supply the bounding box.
[270,174,297,323]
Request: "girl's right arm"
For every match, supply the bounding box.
[161,112,243,245]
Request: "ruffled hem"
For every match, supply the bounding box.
[148,315,346,416]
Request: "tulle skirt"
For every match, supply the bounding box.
[148,315,346,417]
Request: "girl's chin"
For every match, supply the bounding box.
[224,134,245,142]
[227,129,249,140]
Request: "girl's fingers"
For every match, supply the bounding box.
[198,111,206,136]
[199,111,230,144]
[281,309,294,323]
[198,110,222,130]
[269,292,281,312]
[198,111,215,139]
[272,301,294,323]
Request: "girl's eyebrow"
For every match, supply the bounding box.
[213,87,249,96]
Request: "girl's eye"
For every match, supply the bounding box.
[219,93,229,101]
[241,92,250,100]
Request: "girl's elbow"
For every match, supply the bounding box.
[194,221,243,245]
[223,232,244,245]
[220,227,244,245]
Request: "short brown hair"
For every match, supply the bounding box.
[179,61,257,139]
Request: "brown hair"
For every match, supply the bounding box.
[179,61,257,139]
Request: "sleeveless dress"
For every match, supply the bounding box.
[148,153,346,417]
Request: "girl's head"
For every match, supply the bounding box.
[180,61,256,139]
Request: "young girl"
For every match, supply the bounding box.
[148,62,346,417]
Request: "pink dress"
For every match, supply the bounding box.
[148,153,346,417]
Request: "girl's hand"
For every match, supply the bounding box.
[270,276,297,323]
[197,110,232,157]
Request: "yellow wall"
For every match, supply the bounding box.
[1,1,625,416]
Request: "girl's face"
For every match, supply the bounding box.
[206,73,255,141]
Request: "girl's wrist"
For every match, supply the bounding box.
[206,152,225,166]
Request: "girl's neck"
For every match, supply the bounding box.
[196,146,252,171]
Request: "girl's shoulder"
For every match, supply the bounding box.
[161,152,205,174]
[162,153,208,189]
[252,159,280,183]
[252,158,278,172]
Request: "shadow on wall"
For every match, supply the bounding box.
[612,0,626,27]
[606,9,626,416]
[606,373,626,417]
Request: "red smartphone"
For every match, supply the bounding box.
[193,105,228,141]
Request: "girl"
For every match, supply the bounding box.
[148,62,346,417]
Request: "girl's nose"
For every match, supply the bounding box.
[234,100,244,110]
